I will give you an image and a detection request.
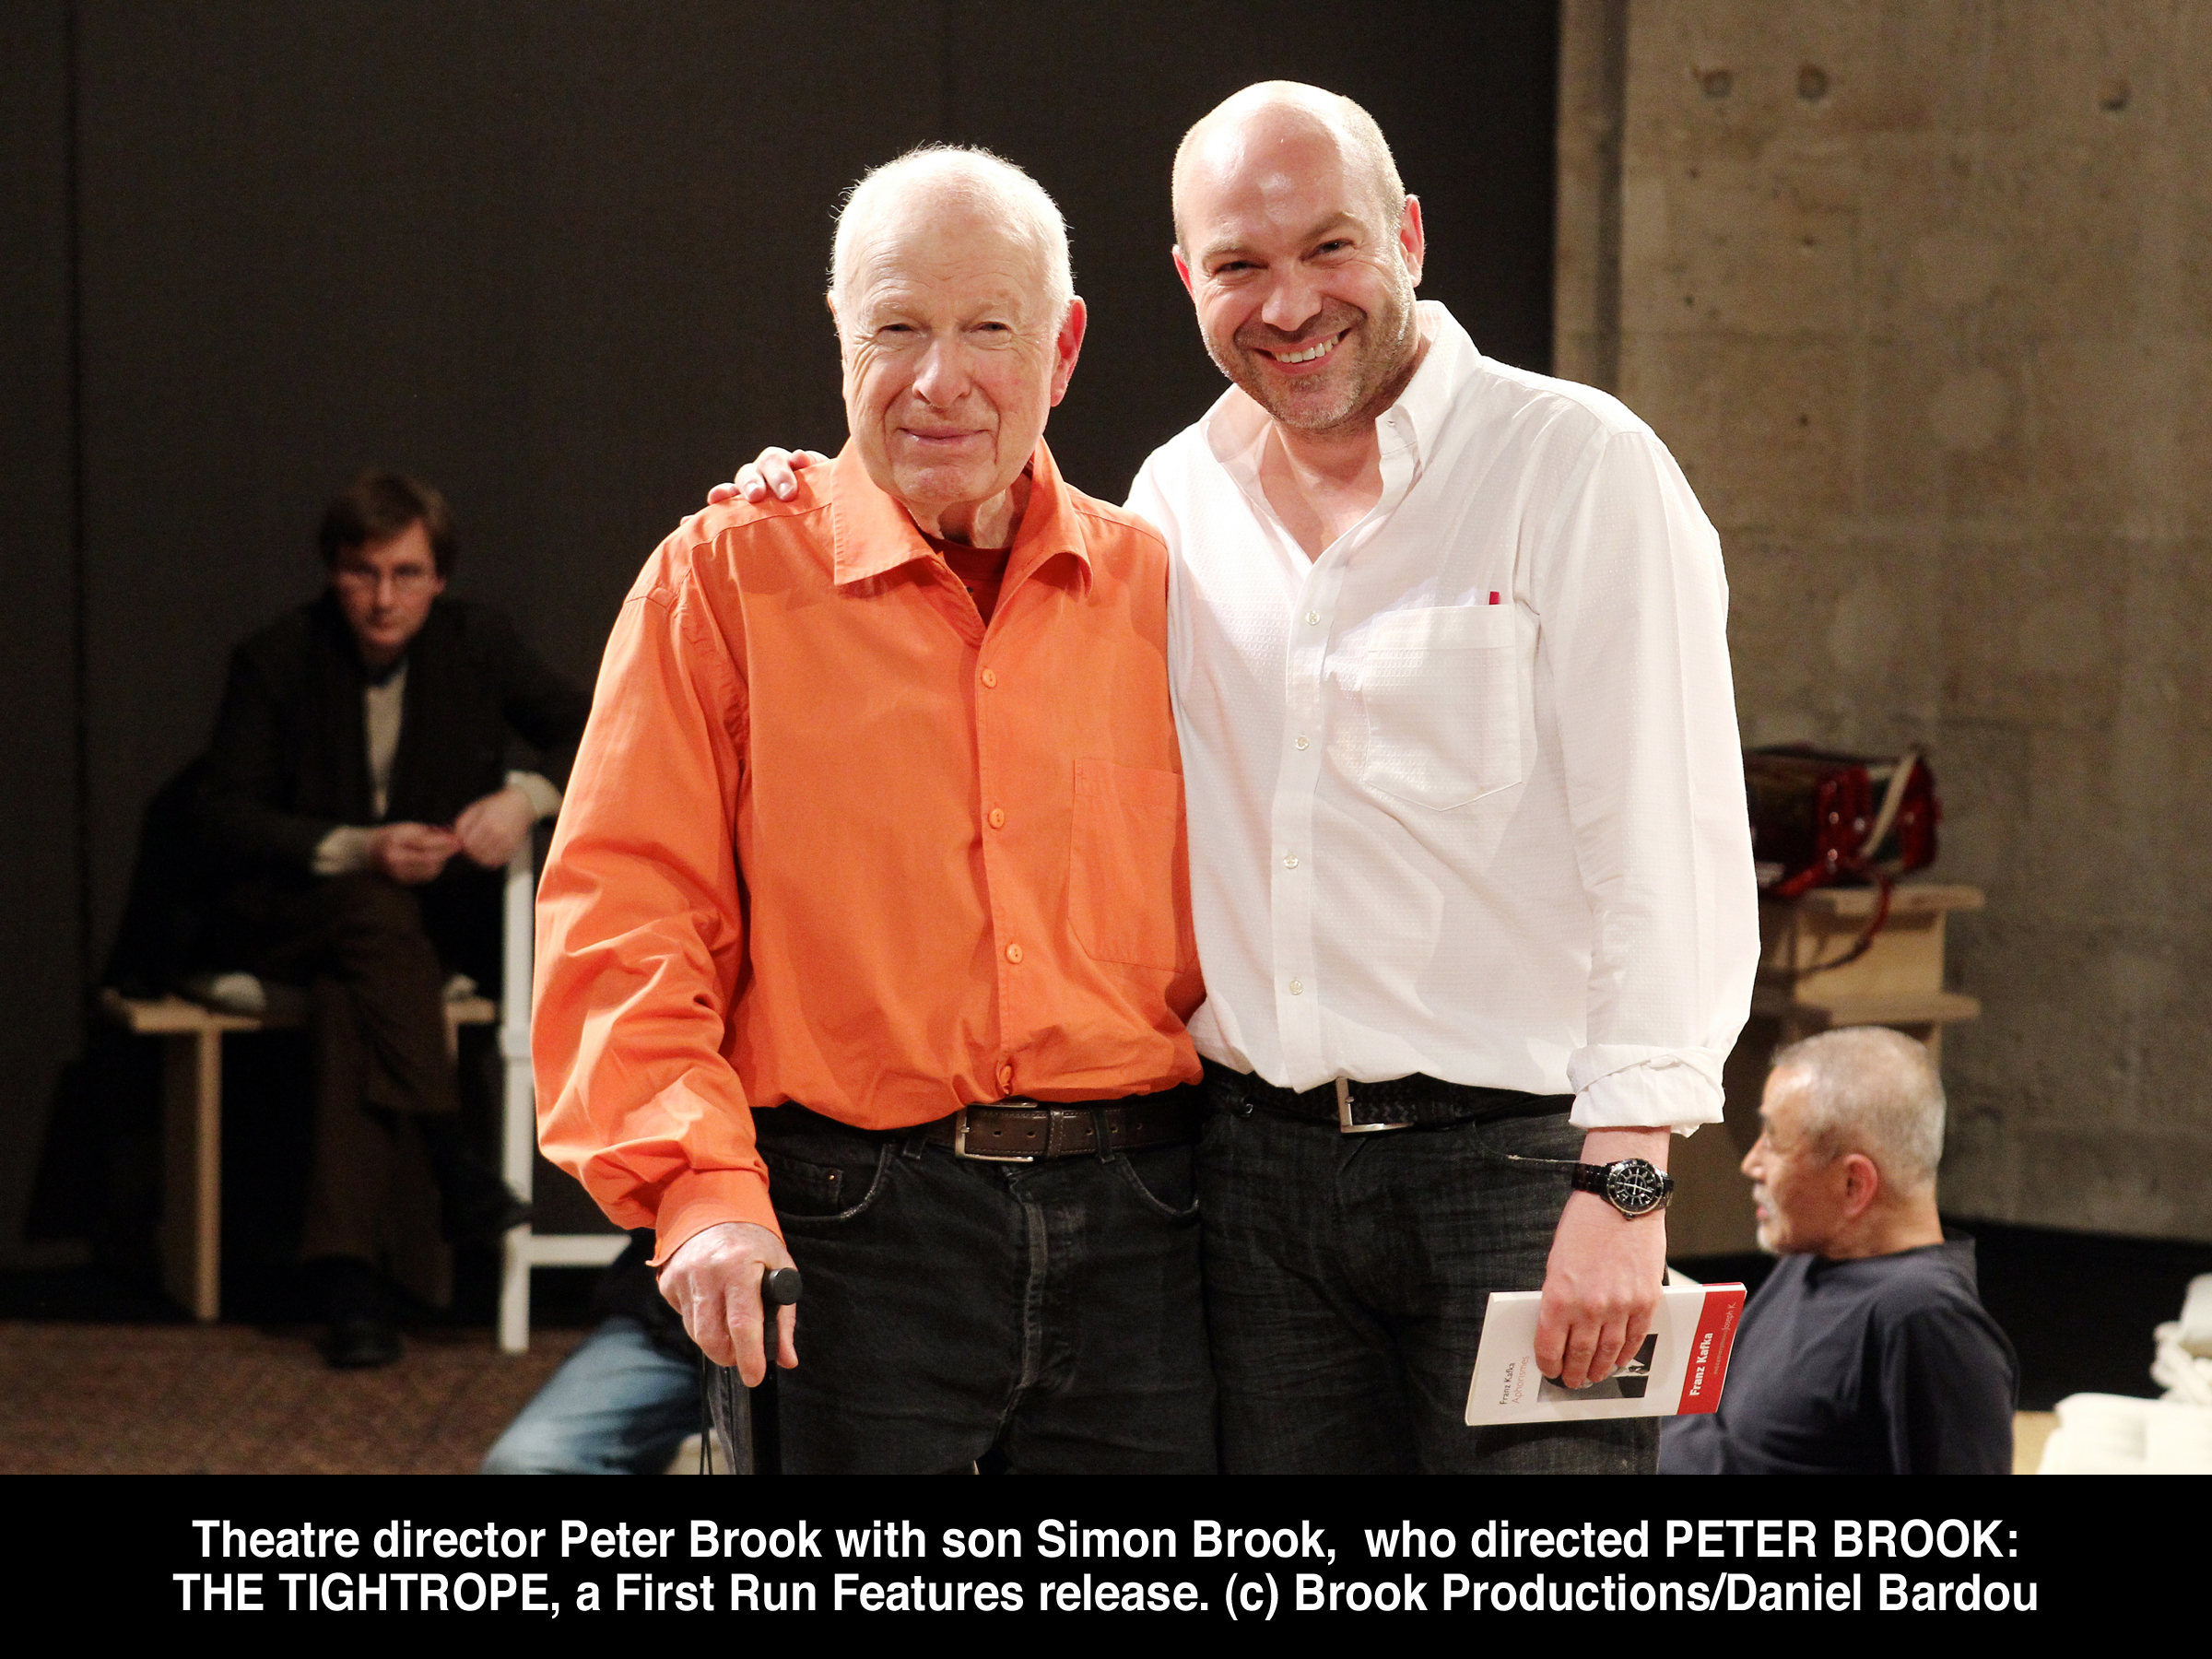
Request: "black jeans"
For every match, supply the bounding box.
[1198,1104,1659,1475]
[754,1105,1215,1475]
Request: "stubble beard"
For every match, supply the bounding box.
[1211,274,1421,440]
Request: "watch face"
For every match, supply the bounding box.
[1604,1158,1668,1216]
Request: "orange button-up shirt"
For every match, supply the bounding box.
[534,441,1202,1260]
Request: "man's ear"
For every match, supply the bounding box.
[1397,194,1427,288]
[1838,1151,1883,1221]
[1048,296,1088,406]
[1172,245,1195,300]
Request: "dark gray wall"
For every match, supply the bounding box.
[1,0,1557,1264]
[1,3,86,1265]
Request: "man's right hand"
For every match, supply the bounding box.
[367,822,462,885]
[657,1220,801,1385]
[707,448,830,507]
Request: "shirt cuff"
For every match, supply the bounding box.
[506,770,564,819]
[648,1166,782,1268]
[1567,1045,1728,1134]
[312,826,374,876]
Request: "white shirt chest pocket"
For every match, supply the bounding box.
[1352,605,1524,810]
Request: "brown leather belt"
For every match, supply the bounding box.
[923,1088,1201,1162]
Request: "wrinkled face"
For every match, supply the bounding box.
[1174,122,1423,436]
[330,520,444,666]
[1741,1068,1853,1256]
[836,203,1083,524]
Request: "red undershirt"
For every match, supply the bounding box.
[925,534,1015,624]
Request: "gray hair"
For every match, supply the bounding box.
[1770,1026,1947,1194]
[830,145,1073,322]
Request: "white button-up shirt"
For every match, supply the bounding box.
[1126,303,1757,1131]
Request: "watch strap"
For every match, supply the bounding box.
[1502,1154,1674,1215]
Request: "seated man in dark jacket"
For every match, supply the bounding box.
[198,470,590,1366]
[1660,1025,2018,1475]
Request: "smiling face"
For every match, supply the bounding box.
[1173,109,1424,437]
[834,197,1084,537]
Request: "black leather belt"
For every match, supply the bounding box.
[922,1087,1202,1163]
[1204,1059,1571,1135]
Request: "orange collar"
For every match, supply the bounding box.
[829,440,1091,595]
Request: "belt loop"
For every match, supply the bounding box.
[1224,1068,1254,1119]
[1088,1104,1119,1163]
[900,1125,929,1160]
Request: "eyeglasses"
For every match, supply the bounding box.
[334,565,439,594]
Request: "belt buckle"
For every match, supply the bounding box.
[952,1106,1036,1163]
[1336,1077,1410,1135]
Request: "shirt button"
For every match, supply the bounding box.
[1288,979,1303,995]
[1304,610,1320,626]
[988,807,1006,829]
[1294,735,1310,750]
[1005,943,1023,964]
[997,1064,1015,1089]
[1283,854,1299,868]
[981,667,998,688]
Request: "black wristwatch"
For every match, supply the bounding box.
[1508,1155,1675,1217]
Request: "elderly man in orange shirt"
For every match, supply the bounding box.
[533,147,1212,1474]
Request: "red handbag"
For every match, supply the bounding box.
[1743,746,1940,964]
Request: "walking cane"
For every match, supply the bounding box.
[700,1266,804,1475]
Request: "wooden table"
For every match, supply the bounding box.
[1668,883,1986,1257]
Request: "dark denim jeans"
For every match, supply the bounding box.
[1197,1105,1660,1475]
[754,1106,1215,1474]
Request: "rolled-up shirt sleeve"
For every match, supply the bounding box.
[1538,429,1759,1132]
[533,542,775,1261]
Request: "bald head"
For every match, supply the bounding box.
[1172,81,1406,253]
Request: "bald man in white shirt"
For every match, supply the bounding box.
[727,84,1757,1473]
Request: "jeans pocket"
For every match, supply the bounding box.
[765,1144,890,1226]
[1461,1111,1584,1171]
[1112,1145,1201,1223]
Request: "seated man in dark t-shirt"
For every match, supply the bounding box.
[1661,1026,2017,1475]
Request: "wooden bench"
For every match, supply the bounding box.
[99,846,623,1340]
[100,985,497,1322]
[1747,881,1985,1060]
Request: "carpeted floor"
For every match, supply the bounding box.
[0,1318,2080,1477]
[0,1322,584,1475]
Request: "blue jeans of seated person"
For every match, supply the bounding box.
[754,1104,1214,1475]
[479,1317,698,1476]
[1199,1102,1661,1475]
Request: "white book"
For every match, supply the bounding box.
[1464,1281,1747,1426]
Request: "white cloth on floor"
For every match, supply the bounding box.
[2178,1273,2212,1358]
[2038,1393,2149,1473]
[2154,1323,2212,1406]
[2143,1400,2212,1474]
[2041,1392,2212,1474]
